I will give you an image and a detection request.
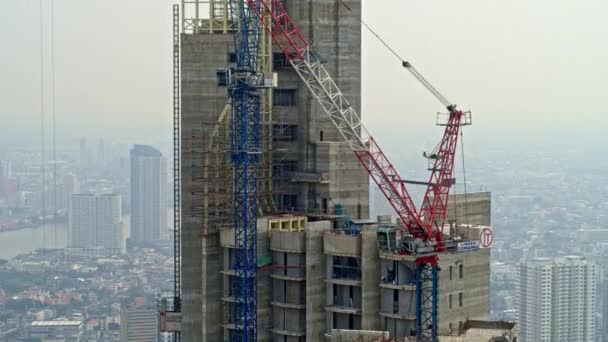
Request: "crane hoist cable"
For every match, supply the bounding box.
[460,130,470,225]
[248,2,472,339]
[339,0,455,111]
[341,0,471,227]
[339,0,403,63]
[39,0,47,254]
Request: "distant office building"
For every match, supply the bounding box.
[97,138,105,168]
[29,320,84,342]
[0,160,11,199]
[0,160,11,178]
[578,228,608,243]
[130,144,167,244]
[518,256,597,342]
[369,185,393,219]
[120,297,159,342]
[69,193,123,255]
[59,173,80,210]
[79,137,89,173]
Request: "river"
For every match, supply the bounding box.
[0,223,69,260]
[0,215,134,260]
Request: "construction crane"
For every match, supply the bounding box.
[226,1,264,341]
[246,1,471,341]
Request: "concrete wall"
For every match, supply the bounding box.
[437,248,491,335]
[270,230,306,253]
[376,246,490,339]
[181,32,233,342]
[447,192,491,226]
[316,142,370,219]
[324,232,361,257]
[273,0,369,218]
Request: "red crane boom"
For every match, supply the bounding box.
[246,2,471,340]
[248,0,431,240]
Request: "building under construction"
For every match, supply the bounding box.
[176,1,496,341]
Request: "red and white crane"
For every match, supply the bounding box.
[247,1,471,341]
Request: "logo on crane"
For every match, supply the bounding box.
[480,228,493,248]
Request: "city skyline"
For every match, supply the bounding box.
[1,1,607,145]
[0,1,606,341]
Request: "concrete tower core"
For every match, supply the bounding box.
[180,1,368,340]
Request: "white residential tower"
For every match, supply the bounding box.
[518,256,597,342]
[69,193,123,255]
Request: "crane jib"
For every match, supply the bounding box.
[247,2,471,341]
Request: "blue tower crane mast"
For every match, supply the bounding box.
[227,1,262,341]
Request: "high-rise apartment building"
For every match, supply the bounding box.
[597,265,608,342]
[518,256,597,342]
[130,144,168,244]
[120,298,159,342]
[69,193,123,255]
[600,266,608,342]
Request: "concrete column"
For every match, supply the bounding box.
[201,233,221,341]
[361,225,380,330]
[257,218,272,341]
[306,221,331,341]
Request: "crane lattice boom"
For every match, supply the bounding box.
[245,1,471,341]
[228,1,262,341]
[249,0,428,239]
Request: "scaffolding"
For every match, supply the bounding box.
[180,3,275,339]
[258,5,275,214]
[187,118,232,243]
[190,127,206,232]
[182,0,274,215]
[182,0,232,34]
[197,107,233,236]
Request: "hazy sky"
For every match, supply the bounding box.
[1,0,607,152]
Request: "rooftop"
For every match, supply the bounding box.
[31,320,83,327]
[131,144,162,157]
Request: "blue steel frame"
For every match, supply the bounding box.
[228,1,262,341]
[415,263,439,342]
